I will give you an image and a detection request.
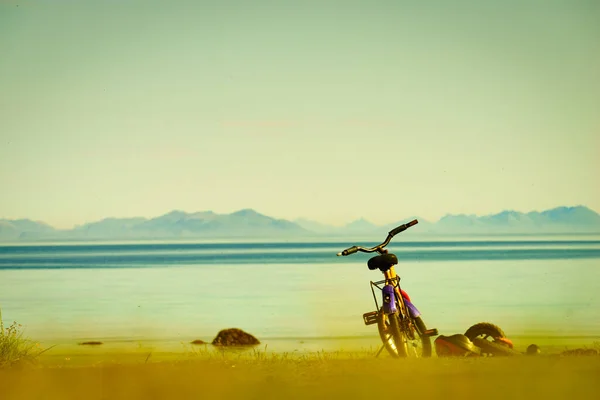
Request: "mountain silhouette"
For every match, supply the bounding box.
[1,205,599,242]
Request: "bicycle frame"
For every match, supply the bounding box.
[363,264,422,326]
[386,266,420,315]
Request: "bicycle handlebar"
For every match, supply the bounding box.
[336,219,418,256]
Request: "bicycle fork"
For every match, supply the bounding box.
[382,284,398,315]
[371,282,437,358]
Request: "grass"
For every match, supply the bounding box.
[1,351,599,400]
[179,342,377,363]
[1,312,599,398]
[0,308,52,367]
[0,322,599,399]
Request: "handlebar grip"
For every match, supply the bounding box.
[389,219,419,237]
[341,246,359,256]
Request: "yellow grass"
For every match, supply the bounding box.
[1,344,599,400]
[2,306,599,400]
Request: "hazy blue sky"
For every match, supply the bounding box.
[1,0,599,228]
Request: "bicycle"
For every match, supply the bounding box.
[337,219,438,358]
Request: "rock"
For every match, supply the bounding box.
[211,328,260,346]
[526,344,541,355]
[78,341,103,346]
[190,339,206,345]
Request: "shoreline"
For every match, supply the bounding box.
[31,333,600,366]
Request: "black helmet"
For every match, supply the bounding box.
[435,334,480,357]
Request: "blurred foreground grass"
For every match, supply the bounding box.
[0,308,52,368]
[2,308,599,400]
[1,346,599,400]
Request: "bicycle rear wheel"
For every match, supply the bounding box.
[406,316,433,358]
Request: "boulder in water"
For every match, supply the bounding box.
[211,328,260,346]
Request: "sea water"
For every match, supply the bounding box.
[1,238,599,352]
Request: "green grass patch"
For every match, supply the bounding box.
[0,308,52,367]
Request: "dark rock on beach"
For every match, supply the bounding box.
[211,328,260,346]
[526,344,541,355]
[190,339,206,345]
[78,341,103,346]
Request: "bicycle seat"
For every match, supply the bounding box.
[367,253,398,271]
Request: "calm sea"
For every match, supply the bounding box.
[1,237,600,352]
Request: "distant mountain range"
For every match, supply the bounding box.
[1,206,600,242]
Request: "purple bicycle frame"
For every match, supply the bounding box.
[381,284,421,318]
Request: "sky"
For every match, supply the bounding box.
[1,0,599,229]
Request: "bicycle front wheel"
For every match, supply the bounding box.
[377,308,409,358]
